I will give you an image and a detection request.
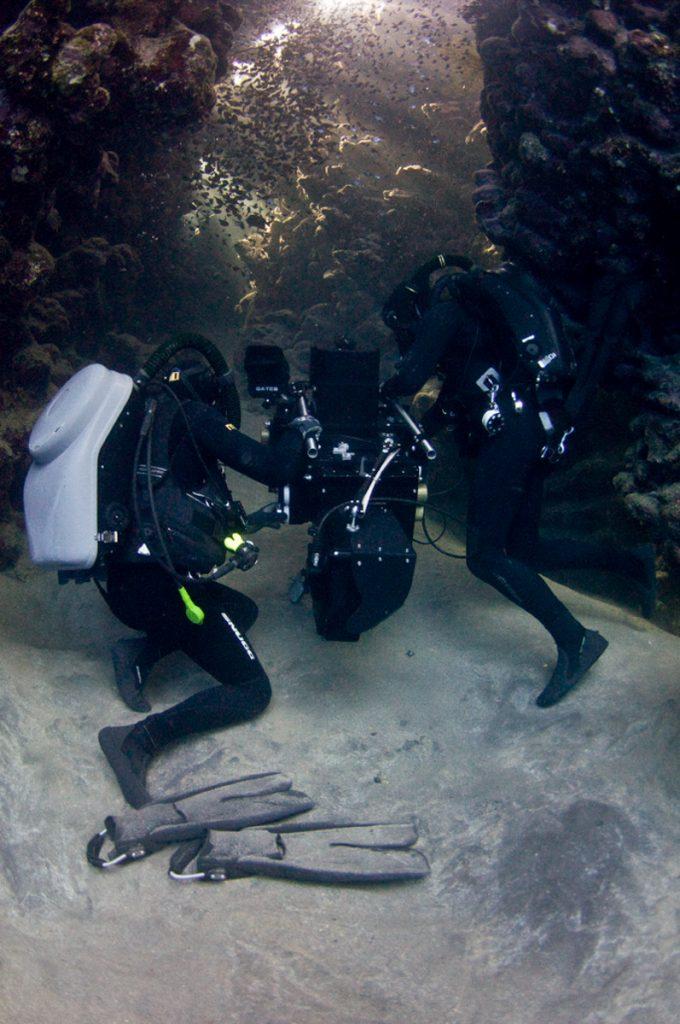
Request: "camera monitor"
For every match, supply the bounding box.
[309,347,380,440]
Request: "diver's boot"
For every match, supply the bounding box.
[629,543,657,619]
[98,723,156,808]
[536,630,609,708]
[111,638,157,712]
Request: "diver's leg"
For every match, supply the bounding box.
[207,581,259,634]
[103,563,179,711]
[103,560,260,712]
[508,472,657,617]
[99,586,270,806]
[466,419,585,652]
[465,414,607,705]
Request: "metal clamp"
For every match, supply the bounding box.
[541,427,574,463]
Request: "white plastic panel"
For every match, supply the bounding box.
[24,365,134,570]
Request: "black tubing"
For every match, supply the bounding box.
[134,332,241,428]
[135,332,229,387]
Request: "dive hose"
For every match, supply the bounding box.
[134,332,229,388]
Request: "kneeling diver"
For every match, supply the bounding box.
[98,355,319,807]
[25,334,319,807]
[381,257,656,707]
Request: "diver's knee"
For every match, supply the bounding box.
[507,542,535,566]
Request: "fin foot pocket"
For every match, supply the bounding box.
[98,724,153,808]
[171,820,431,884]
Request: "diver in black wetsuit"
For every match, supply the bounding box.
[381,268,656,709]
[98,396,317,807]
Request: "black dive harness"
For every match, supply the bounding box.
[383,255,637,464]
[124,334,258,625]
[383,255,577,459]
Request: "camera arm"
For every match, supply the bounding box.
[388,399,437,462]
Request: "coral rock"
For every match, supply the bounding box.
[129,21,217,122]
[0,241,55,309]
[585,9,626,45]
[11,340,55,394]
[467,0,679,571]
[0,1,72,100]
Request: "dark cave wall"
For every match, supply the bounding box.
[463,0,679,576]
[0,0,241,566]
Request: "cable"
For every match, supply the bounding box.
[313,499,355,537]
[377,495,465,556]
[393,498,467,559]
[130,406,177,580]
[421,507,465,559]
[154,380,226,499]
[422,510,447,546]
[311,493,467,559]
[424,486,456,499]
[145,413,183,582]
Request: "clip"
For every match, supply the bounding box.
[178,587,205,625]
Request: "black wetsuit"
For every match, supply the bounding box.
[102,400,304,752]
[383,301,635,654]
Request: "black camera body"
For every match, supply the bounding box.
[246,344,427,641]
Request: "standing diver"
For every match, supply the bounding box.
[24,333,319,807]
[380,257,656,708]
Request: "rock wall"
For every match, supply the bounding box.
[466,1,677,294]
[463,0,679,578]
[0,0,240,566]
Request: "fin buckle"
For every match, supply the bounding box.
[168,868,208,882]
[87,830,146,869]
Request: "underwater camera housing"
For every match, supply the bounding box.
[246,343,434,641]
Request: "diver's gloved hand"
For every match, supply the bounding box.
[245,503,287,533]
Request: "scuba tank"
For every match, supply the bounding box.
[24,334,245,582]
